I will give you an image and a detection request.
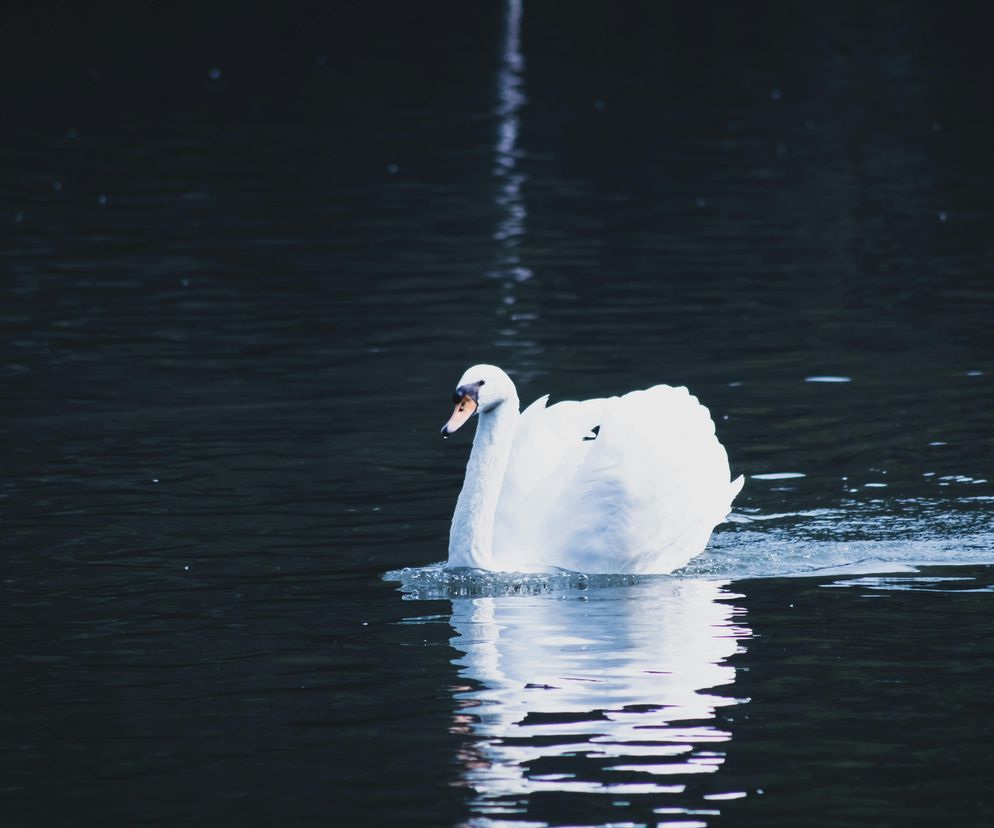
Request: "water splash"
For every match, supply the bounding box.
[384,563,648,600]
[386,499,994,599]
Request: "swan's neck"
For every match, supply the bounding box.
[447,397,519,569]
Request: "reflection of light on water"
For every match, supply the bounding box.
[494,0,526,257]
[492,0,537,371]
[443,579,751,815]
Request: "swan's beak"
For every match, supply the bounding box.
[441,395,478,437]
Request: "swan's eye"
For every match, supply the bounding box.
[453,383,482,406]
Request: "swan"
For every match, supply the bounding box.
[440,364,744,574]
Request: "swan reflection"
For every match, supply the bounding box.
[445,579,751,818]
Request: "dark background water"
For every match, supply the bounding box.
[2,1,992,825]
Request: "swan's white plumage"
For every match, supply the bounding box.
[445,365,743,574]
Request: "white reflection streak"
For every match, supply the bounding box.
[446,580,751,809]
[491,0,535,369]
[494,0,527,273]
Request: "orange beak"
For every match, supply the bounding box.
[441,394,478,437]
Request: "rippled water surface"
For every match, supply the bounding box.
[2,1,993,825]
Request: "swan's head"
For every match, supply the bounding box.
[441,364,516,437]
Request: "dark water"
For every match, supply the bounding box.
[2,1,993,825]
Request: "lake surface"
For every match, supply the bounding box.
[1,1,992,825]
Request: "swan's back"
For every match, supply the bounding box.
[494,384,742,574]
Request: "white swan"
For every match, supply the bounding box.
[441,364,743,574]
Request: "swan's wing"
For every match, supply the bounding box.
[492,394,605,569]
[542,385,741,574]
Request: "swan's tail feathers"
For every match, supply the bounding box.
[718,474,746,524]
[730,474,745,499]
